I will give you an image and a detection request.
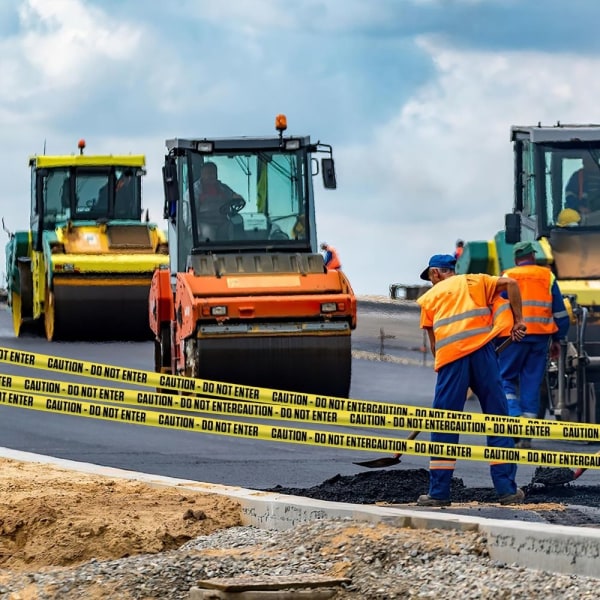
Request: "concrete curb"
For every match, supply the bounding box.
[4,447,599,578]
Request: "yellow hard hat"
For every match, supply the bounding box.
[557,208,581,227]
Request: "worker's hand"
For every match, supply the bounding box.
[549,341,561,360]
[510,321,527,342]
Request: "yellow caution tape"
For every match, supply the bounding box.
[1,346,600,443]
[0,385,598,469]
[0,370,599,443]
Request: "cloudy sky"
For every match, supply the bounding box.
[1,0,599,295]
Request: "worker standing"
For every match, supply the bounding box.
[415,254,526,507]
[320,242,341,270]
[497,241,570,448]
[454,239,464,260]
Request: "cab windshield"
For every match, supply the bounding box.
[36,167,142,229]
[180,150,309,248]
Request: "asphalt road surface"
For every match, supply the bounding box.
[1,299,600,498]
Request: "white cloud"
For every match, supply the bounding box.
[323,37,600,294]
[3,0,600,301]
[1,0,141,103]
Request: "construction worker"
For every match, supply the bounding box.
[194,162,245,240]
[454,239,464,260]
[565,153,600,214]
[114,170,137,219]
[320,242,341,270]
[497,241,570,449]
[415,254,526,507]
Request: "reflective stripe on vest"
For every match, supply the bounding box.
[492,296,513,338]
[502,265,558,335]
[417,275,496,370]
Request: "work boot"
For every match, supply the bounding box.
[499,488,525,505]
[416,494,451,507]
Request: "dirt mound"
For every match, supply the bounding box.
[0,459,242,571]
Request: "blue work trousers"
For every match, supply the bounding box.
[497,337,549,418]
[428,342,518,500]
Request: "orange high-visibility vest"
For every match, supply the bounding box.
[417,274,498,370]
[501,265,558,336]
[324,246,341,270]
[491,294,513,338]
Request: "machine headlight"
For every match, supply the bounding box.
[211,305,227,316]
[284,139,300,151]
[196,141,214,153]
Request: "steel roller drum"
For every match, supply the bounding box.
[50,279,153,341]
[191,334,352,398]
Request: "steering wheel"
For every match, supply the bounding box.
[219,197,246,217]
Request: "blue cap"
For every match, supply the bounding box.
[420,254,456,281]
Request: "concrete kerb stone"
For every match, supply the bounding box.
[2,447,600,578]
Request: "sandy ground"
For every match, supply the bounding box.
[0,458,241,572]
[0,454,585,580]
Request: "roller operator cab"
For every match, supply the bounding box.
[149,115,357,398]
[457,123,600,423]
[4,140,169,341]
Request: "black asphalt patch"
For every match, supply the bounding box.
[265,468,600,527]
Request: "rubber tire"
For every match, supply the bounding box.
[11,292,22,337]
[154,325,172,393]
[44,288,59,342]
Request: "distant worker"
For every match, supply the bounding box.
[497,241,570,449]
[454,239,464,260]
[320,242,341,270]
[194,162,245,239]
[565,153,600,214]
[114,170,136,219]
[415,254,526,507]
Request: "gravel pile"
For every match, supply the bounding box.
[1,519,599,599]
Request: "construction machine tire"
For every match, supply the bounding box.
[12,261,34,337]
[44,288,63,342]
[11,292,23,337]
[154,325,172,393]
[185,334,352,398]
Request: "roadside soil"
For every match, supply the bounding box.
[1,455,598,579]
[0,458,241,572]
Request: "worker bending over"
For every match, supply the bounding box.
[416,254,526,507]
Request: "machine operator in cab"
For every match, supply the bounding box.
[194,162,245,240]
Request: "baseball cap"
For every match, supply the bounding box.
[419,254,456,281]
[513,241,536,259]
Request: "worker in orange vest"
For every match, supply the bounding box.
[454,239,464,260]
[497,241,570,448]
[320,242,341,270]
[415,254,526,507]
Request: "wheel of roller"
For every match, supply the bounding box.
[11,292,23,337]
[44,288,61,341]
[154,326,172,393]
